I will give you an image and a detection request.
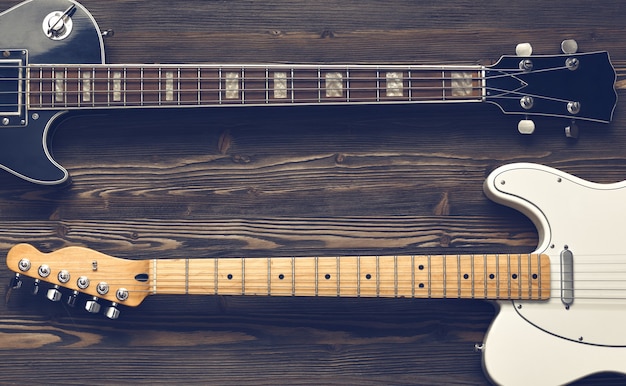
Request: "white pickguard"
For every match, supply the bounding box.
[481,163,626,385]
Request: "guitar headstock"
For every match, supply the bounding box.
[6,243,150,319]
[485,41,617,137]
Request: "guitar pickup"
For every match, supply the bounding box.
[0,49,27,127]
[560,247,574,308]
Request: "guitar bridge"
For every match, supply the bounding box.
[0,49,27,127]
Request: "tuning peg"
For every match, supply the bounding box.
[46,285,62,302]
[565,120,579,139]
[561,39,578,54]
[515,43,533,56]
[85,296,101,313]
[517,119,536,134]
[67,290,79,307]
[32,279,41,295]
[9,273,22,289]
[105,303,121,320]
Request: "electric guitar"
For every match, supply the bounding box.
[0,0,618,185]
[6,162,626,385]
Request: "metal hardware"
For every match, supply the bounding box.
[96,282,109,295]
[567,101,581,115]
[42,5,76,40]
[46,285,62,302]
[85,296,101,313]
[116,288,129,302]
[32,279,40,295]
[560,246,574,308]
[518,59,533,71]
[105,303,121,319]
[565,120,579,139]
[520,96,534,110]
[565,57,580,71]
[18,258,31,272]
[77,276,90,289]
[38,264,51,278]
[57,269,70,283]
[67,290,79,307]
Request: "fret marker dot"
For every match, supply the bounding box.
[418,283,424,288]
[512,273,518,279]
[325,274,331,280]
[489,273,495,280]
[532,273,538,279]
[278,274,284,280]
[365,274,372,280]
[227,274,233,280]
[418,265,424,270]
[463,273,469,280]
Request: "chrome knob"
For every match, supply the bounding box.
[85,296,101,313]
[105,303,121,320]
[46,285,62,302]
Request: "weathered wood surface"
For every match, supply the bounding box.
[1,0,625,384]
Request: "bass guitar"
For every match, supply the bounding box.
[0,0,618,185]
[6,162,626,385]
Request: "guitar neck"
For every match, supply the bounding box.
[27,64,484,109]
[151,254,550,300]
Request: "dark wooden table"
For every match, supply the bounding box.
[1,0,625,384]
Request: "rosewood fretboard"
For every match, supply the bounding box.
[27,64,484,109]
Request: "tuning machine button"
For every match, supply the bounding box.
[515,43,533,56]
[32,279,41,295]
[67,290,79,307]
[46,285,62,302]
[565,120,579,139]
[561,39,578,54]
[518,119,536,135]
[85,296,101,314]
[9,273,22,289]
[105,303,121,320]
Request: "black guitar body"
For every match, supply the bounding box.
[0,0,103,184]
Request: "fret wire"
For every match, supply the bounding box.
[518,253,522,299]
[50,66,54,108]
[140,67,144,106]
[76,67,81,107]
[496,254,500,299]
[241,257,246,295]
[152,259,157,294]
[63,68,67,108]
[290,68,295,103]
[197,67,201,105]
[346,68,350,102]
[336,256,340,297]
[357,255,361,297]
[394,255,398,297]
[408,69,412,101]
[457,254,461,298]
[177,67,181,106]
[185,258,189,295]
[218,67,222,104]
[317,67,321,103]
[507,254,511,299]
[427,255,432,298]
[214,258,218,295]
[375,68,380,102]
[241,67,245,104]
[38,67,42,107]
[376,255,380,297]
[483,254,488,299]
[107,67,111,106]
[537,254,543,299]
[124,67,128,106]
[442,69,445,100]
[527,253,532,298]
[265,67,269,104]
[267,257,271,295]
[411,255,415,298]
[443,254,447,298]
[291,257,295,296]
[315,256,318,296]
[157,67,161,105]
[470,254,476,299]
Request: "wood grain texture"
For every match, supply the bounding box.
[1,0,626,384]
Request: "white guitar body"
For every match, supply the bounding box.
[482,163,626,385]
